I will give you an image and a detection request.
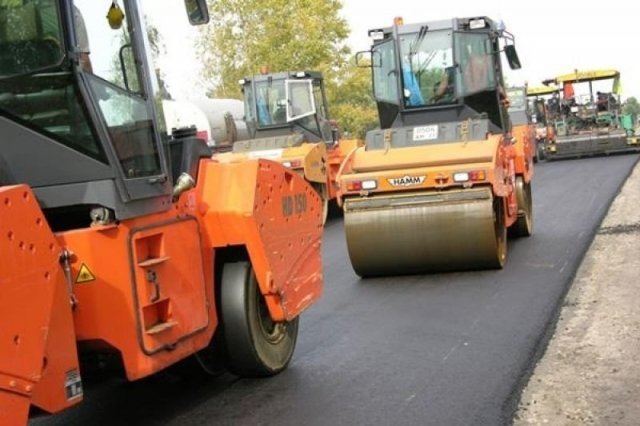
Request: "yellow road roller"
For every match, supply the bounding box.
[214,70,362,223]
[337,16,531,277]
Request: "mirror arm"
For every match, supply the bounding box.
[118,43,132,92]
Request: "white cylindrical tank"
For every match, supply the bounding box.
[162,98,247,147]
[190,98,248,145]
[162,99,212,144]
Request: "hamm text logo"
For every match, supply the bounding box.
[387,176,426,187]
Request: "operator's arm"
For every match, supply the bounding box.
[432,69,452,102]
[433,73,448,99]
[498,84,510,108]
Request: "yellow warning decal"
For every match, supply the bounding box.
[75,264,96,283]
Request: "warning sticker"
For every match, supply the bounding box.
[65,369,83,400]
[75,264,96,283]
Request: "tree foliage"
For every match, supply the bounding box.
[110,19,168,97]
[326,58,378,139]
[198,0,350,98]
[196,0,379,138]
[623,96,639,119]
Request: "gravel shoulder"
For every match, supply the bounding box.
[515,156,640,425]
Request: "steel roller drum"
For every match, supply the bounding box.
[343,187,506,277]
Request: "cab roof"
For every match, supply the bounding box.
[242,70,323,84]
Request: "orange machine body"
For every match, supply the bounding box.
[215,138,362,203]
[338,133,519,227]
[0,186,80,424]
[511,123,536,182]
[326,138,362,199]
[1,3,323,425]
[0,159,323,425]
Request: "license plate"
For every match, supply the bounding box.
[413,125,438,141]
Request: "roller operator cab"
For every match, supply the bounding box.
[0,1,323,425]
[338,16,533,277]
[214,71,363,223]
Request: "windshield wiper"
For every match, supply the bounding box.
[408,25,429,59]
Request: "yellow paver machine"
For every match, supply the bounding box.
[542,69,639,160]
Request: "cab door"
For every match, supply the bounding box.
[73,0,172,203]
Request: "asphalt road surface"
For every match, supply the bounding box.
[32,154,639,426]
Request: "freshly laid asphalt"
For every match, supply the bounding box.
[32,153,639,426]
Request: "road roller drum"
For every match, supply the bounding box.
[344,187,506,277]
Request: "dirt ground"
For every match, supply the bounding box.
[515,158,640,425]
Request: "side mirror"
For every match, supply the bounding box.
[504,45,521,70]
[355,50,373,68]
[184,0,209,25]
[329,119,340,144]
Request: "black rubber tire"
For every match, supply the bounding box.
[221,262,298,377]
[509,176,533,238]
[492,197,508,268]
[536,141,546,162]
[312,182,329,225]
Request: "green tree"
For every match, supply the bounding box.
[198,0,350,98]
[326,58,378,139]
[146,22,172,100]
[109,19,171,132]
[110,19,167,96]
[623,96,639,120]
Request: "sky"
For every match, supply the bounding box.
[340,0,640,101]
[142,0,640,102]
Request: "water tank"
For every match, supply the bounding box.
[162,98,248,147]
[162,99,212,144]
[189,98,248,145]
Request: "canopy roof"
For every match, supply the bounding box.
[541,69,622,95]
[527,85,560,96]
[543,69,620,84]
